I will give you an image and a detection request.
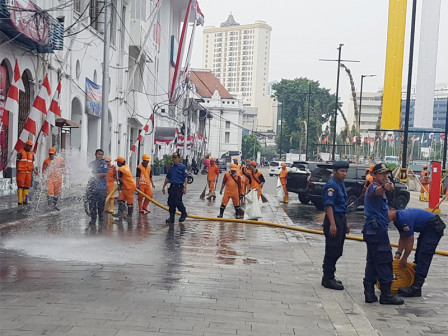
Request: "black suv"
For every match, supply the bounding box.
[286,161,319,204]
[308,164,410,211]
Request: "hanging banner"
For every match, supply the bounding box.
[381,0,407,130]
[413,0,441,128]
[85,78,102,117]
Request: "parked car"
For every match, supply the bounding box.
[269,161,291,176]
[308,164,410,211]
[286,161,319,204]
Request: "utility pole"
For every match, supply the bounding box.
[319,45,359,161]
[101,0,111,149]
[443,96,448,169]
[401,0,417,181]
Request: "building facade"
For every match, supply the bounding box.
[190,69,243,161]
[0,0,203,189]
[202,14,272,132]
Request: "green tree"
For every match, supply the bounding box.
[273,78,336,159]
[242,134,261,160]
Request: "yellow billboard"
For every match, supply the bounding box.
[381,0,407,130]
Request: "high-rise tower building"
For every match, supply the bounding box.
[202,14,273,131]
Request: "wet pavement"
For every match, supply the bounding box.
[1,169,448,335]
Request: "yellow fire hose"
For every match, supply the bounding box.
[131,189,448,257]
[103,187,448,289]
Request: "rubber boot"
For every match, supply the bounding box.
[166,215,175,224]
[234,206,242,219]
[112,201,126,220]
[217,205,225,218]
[23,189,29,204]
[47,196,54,209]
[127,206,134,219]
[18,188,23,205]
[398,275,424,297]
[179,211,188,222]
[142,199,150,213]
[363,280,378,303]
[206,191,212,200]
[138,198,144,213]
[379,283,404,305]
[420,192,425,201]
[285,193,289,204]
[53,197,60,211]
[109,198,114,213]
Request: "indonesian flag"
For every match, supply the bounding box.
[15,75,51,151]
[322,135,328,144]
[130,113,154,152]
[41,80,62,136]
[3,60,25,126]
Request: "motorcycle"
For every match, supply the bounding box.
[200,164,208,175]
[191,164,199,175]
[187,171,194,184]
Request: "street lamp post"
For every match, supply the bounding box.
[305,83,311,161]
[443,95,448,169]
[319,44,359,161]
[279,100,283,160]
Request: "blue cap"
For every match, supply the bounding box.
[333,161,349,170]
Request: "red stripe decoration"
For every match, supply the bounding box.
[144,124,149,132]
[131,145,136,152]
[41,80,62,136]
[23,75,52,135]
[4,60,24,116]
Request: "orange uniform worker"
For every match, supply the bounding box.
[363,166,374,189]
[112,157,137,220]
[247,161,265,199]
[279,163,289,203]
[104,156,118,213]
[136,154,155,213]
[206,158,220,200]
[420,164,430,201]
[42,147,65,210]
[218,164,243,219]
[16,140,36,205]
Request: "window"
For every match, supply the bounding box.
[90,0,105,32]
[74,0,82,13]
[225,132,230,143]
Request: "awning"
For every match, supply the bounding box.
[55,118,80,128]
[154,127,177,144]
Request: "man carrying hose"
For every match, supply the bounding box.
[112,157,136,220]
[218,164,243,219]
[247,161,264,199]
[136,154,155,214]
[104,156,118,213]
[321,161,349,290]
[16,140,36,205]
[388,208,445,297]
[87,149,109,226]
[162,152,188,224]
[362,163,404,305]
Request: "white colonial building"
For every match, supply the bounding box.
[0,0,204,192]
[190,69,244,161]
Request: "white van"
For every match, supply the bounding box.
[269,161,290,176]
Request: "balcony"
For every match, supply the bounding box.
[129,18,157,63]
[0,0,63,53]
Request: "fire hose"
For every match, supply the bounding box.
[105,187,448,289]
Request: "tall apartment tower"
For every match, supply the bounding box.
[202,14,272,130]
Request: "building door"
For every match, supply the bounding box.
[18,71,31,138]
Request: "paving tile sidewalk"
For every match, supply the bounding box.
[1,174,447,335]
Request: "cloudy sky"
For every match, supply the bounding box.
[191,0,448,124]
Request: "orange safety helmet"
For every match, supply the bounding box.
[230,164,237,170]
[104,156,111,162]
[250,160,257,167]
[48,147,56,154]
[142,154,150,161]
[115,156,125,163]
[423,164,428,169]
[281,163,287,168]
[25,140,33,146]
[210,157,216,162]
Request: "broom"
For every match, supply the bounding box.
[199,183,207,199]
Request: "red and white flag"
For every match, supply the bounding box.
[15,75,51,151]
[41,80,62,136]
[130,114,154,153]
[2,60,24,126]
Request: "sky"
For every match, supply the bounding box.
[191,0,448,128]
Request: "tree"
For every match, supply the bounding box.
[273,78,336,159]
[242,134,261,160]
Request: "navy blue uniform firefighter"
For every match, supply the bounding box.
[388,208,445,297]
[162,152,188,224]
[362,163,404,305]
[321,161,350,290]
